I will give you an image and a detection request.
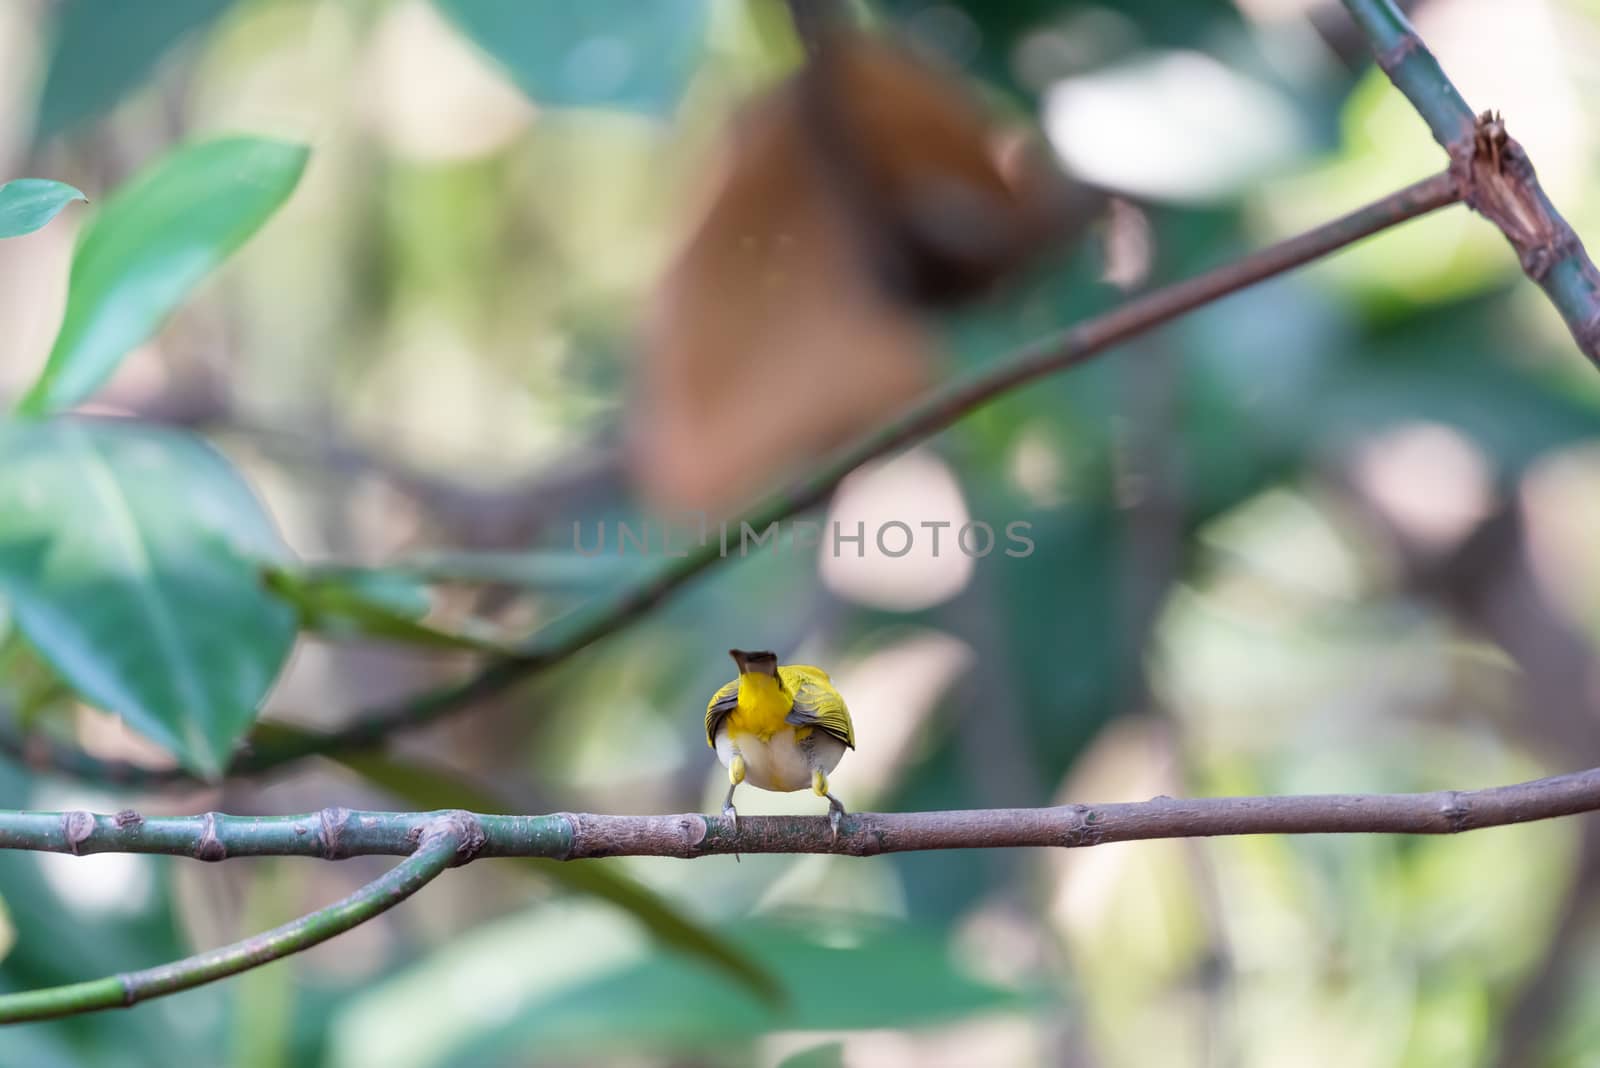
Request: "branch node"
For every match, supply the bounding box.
[1452,114,1584,287]
[557,812,583,859]
[851,817,887,856]
[1523,228,1585,283]
[1374,32,1421,75]
[62,810,94,855]
[677,815,707,856]
[438,810,487,866]
[1440,790,1471,834]
[318,806,351,860]
[1069,804,1102,847]
[194,812,227,862]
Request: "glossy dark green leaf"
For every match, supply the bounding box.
[34,0,236,140]
[433,0,707,114]
[447,918,1036,1064]
[331,748,784,1006]
[0,180,86,238]
[16,136,308,417]
[0,419,297,777]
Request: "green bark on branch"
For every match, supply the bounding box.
[1342,0,1600,359]
[0,815,466,1024]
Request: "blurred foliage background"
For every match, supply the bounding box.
[4,0,1600,1065]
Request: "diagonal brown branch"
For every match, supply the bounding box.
[0,171,1465,790]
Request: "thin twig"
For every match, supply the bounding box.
[1341,0,1600,359]
[1,171,1464,790]
[0,815,465,1024]
[5,765,1597,1022]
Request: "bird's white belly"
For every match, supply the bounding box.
[715,725,845,792]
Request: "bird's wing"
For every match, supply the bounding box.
[782,666,855,749]
[704,678,740,748]
[787,663,832,683]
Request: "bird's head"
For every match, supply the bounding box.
[729,649,779,677]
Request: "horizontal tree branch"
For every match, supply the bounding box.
[1,170,1466,790]
[3,765,1598,1022]
[5,765,1596,1023]
[1342,0,1600,358]
[5,764,1597,864]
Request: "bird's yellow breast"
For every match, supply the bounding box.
[727,671,801,741]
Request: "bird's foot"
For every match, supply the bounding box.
[722,803,741,862]
[826,793,846,844]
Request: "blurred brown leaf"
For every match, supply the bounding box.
[630,31,1096,515]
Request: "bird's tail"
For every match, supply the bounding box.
[729,649,779,676]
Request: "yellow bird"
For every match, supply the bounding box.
[706,649,856,837]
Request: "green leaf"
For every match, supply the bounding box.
[341,915,1034,1067]
[16,136,308,417]
[262,566,515,654]
[0,180,86,238]
[433,0,708,115]
[34,0,236,140]
[329,749,785,1007]
[0,419,297,777]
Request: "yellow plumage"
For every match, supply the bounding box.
[705,649,854,837]
[703,663,855,750]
